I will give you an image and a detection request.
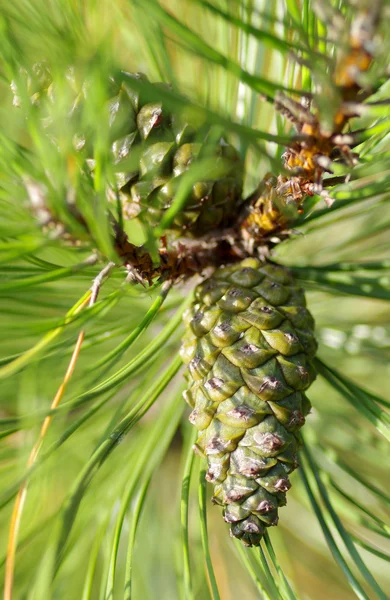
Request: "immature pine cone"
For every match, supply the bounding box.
[181,258,317,545]
[16,65,244,236]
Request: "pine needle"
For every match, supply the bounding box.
[4,262,115,600]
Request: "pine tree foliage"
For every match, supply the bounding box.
[0,1,389,599]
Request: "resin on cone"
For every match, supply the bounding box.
[181,258,317,545]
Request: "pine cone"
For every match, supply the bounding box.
[181,258,317,545]
[15,66,244,236]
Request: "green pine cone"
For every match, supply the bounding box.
[17,65,244,236]
[180,258,317,546]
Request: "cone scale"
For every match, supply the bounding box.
[181,258,317,545]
